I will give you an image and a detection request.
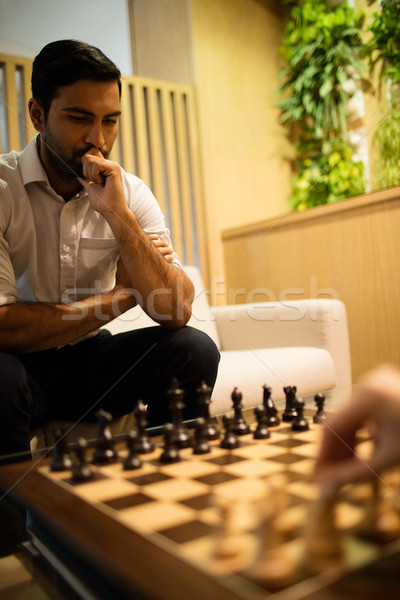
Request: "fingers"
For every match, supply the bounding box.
[315,402,371,468]
[315,364,400,492]
[318,456,382,497]
[81,152,106,185]
[148,234,175,262]
[318,435,400,495]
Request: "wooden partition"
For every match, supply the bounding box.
[0,53,208,281]
[222,188,400,382]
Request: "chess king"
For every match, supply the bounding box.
[0,39,220,457]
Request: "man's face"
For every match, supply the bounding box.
[40,79,121,180]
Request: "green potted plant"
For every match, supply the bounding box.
[364,1,400,188]
[372,105,400,188]
[289,139,365,211]
[365,0,400,93]
[278,0,367,210]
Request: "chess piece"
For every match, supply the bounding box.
[231,387,250,435]
[213,500,246,559]
[313,393,326,423]
[123,430,143,470]
[220,414,240,450]
[167,378,192,448]
[253,406,270,440]
[282,386,298,422]
[303,492,344,574]
[247,474,296,589]
[193,418,211,454]
[134,400,155,453]
[196,381,220,440]
[291,397,309,432]
[71,438,94,483]
[50,427,72,472]
[262,385,280,427]
[92,409,118,464]
[160,423,180,463]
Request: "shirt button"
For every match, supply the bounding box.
[63,244,71,253]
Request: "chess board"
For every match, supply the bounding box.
[2,403,400,600]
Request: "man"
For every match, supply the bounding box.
[0,40,220,456]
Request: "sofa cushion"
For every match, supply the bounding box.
[209,346,337,415]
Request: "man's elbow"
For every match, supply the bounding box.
[160,299,192,329]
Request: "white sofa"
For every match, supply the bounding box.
[31,265,351,448]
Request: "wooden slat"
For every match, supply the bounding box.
[174,91,194,265]
[132,82,151,186]
[4,61,20,151]
[146,86,164,211]
[159,87,184,260]
[22,62,34,143]
[185,89,209,282]
[114,79,135,172]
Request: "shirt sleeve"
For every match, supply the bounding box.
[122,173,182,268]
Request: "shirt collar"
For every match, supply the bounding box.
[19,134,51,187]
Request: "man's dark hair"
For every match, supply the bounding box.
[31,40,122,115]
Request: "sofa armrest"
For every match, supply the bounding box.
[211,299,352,389]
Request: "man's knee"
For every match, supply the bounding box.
[167,326,220,385]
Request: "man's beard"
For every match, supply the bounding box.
[40,130,109,181]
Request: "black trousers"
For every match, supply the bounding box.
[0,326,220,457]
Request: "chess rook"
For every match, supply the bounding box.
[282,386,298,422]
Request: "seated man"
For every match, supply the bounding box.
[0,39,220,457]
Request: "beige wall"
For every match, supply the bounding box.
[130,0,292,286]
[129,0,193,83]
[190,0,292,285]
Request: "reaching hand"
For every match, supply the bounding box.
[316,364,400,494]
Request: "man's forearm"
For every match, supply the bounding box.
[0,288,136,353]
[108,209,194,328]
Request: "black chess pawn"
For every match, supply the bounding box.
[50,427,72,472]
[196,381,220,440]
[167,378,192,448]
[71,438,93,483]
[262,384,281,427]
[282,386,298,422]
[220,414,240,450]
[292,397,309,432]
[134,400,155,454]
[193,418,211,454]
[160,423,180,463]
[231,387,250,435]
[92,409,118,464]
[123,430,143,470]
[253,405,271,440]
[313,393,326,424]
